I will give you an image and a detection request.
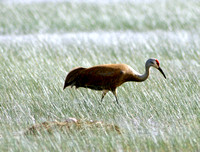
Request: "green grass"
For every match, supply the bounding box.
[0,0,200,34]
[0,0,200,151]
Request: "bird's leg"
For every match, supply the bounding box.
[101,90,109,102]
[112,89,119,104]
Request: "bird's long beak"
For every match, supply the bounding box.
[158,67,166,79]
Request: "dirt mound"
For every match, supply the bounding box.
[24,118,121,135]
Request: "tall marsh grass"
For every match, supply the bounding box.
[0,0,199,151]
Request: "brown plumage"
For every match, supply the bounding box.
[63,58,166,104]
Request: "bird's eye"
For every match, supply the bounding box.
[150,61,154,64]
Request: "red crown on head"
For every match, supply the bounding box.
[155,59,160,66]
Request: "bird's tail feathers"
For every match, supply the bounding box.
[63,67,85,90]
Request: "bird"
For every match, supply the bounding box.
[63,58,166,104]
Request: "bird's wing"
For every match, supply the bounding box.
[77,66,124,89]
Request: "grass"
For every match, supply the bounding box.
[0,0,200,151]
[0,0,200,34]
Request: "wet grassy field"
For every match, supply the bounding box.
[0,0,200,151]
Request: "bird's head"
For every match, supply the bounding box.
[147,58,166,79]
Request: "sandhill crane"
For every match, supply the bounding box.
[63,58,166,104]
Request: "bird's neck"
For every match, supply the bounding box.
[125,64,151,82]
[138,65,150,81]
[133,64,150,82]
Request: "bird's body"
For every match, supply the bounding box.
[64,58,166,104]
